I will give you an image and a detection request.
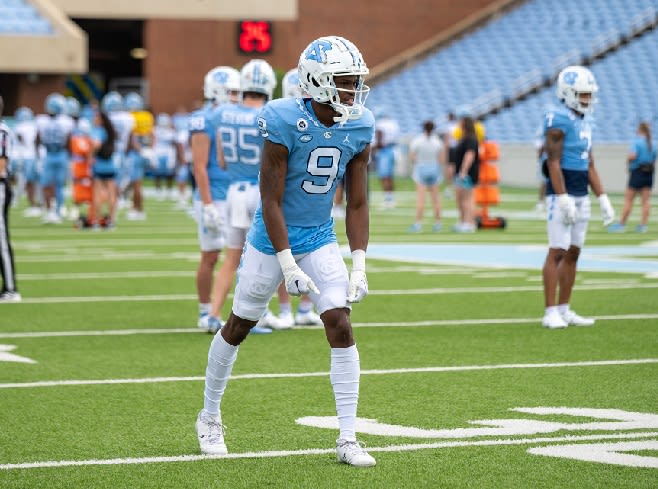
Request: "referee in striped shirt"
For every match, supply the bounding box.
[0,95,20,302]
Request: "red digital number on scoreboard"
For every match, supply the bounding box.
[238,20,272,54]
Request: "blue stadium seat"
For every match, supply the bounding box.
[369,0,657,142]
[0,0,53,36]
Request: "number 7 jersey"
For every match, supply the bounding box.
[256,97,374,227]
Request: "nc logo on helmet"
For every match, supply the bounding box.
[304,39,332,63]
[563,72,578,85]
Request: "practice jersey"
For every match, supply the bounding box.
[375,116,399,147]
[216,103,263,184]
[36,114,73,154]
[543,105,592,197]
[248,97,374,254]
[188,104,230,201]
[12,120,38,161]
[628,136,657,171]
[109,111,135,155]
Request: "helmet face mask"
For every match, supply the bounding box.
[298,36,370,123]
[204,66,241,105]
[556,65,598,115]
[240,59,276,100]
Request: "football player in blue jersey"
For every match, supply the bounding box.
[36,93,74,224]
[205,59,276,334]
[190,66,239,332]
[541,66,614,329]
[196,36,376,467]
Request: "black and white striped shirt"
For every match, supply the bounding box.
[0,121,12,178]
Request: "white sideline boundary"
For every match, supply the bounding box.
[0,358,656,389]
[1,432,657,470]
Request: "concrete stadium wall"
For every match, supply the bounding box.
[395,142,629,193]
[146,0,504,113]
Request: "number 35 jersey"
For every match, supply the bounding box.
[543,105,593,197]
[249,97,374,254]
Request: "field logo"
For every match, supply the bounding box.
[297,407,658,468]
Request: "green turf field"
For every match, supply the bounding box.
[1,180,657,488]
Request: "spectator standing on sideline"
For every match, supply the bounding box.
[0,95,21,301]
[407,120,445,233]
[541,66,614,329]
[195,35,376,467]
[452,116,480,232]
[608,121,656,233]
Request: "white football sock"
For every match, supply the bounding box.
[203,333,239,417]
[558,303,569,315]
[199,303,210,316]
[330,345,360,442]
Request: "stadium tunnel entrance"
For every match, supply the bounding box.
[68,19,145,105]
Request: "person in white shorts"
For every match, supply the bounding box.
[541,66,614,329]
[195,36,377,467]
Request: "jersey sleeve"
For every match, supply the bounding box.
[187,109,211,136]
[543,109,569,135]
[257,103,294,150]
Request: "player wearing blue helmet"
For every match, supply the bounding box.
[196,36,376,467]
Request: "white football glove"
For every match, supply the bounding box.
[276,249,319,296]
[598,194,615,226]
[202,203,223,231]
[556,193,576,225]
[347,249,368,303]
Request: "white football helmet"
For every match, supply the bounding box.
[298,35,370,123]
[45,93,67,116]
[282,68,304,98]
[556,65,598,115]
[240,59,277,100]
[203,66,241,105]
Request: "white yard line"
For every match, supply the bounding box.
[1,431,656,470]
[1,313,658,338]
[5,282,658,303]
[0,358,655,389]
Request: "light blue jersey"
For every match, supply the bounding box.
[188,104,230,201]
[543,105,592,197]
[216,103,263,184]
[628,136,656,171]
[248,97,374,255]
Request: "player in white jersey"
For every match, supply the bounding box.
[407,120,445,232]
[153,113,178,200]
[190,66,239,332]
[372,107,400,208]
[0,95,21,302]
[103,91,135,210]
[541,66,614,329]
[196,36,376,467]
[36,93,74,224]
[12,107,41,216]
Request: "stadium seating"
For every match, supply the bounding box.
[368,0,658,142]
[0,0,53,35]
